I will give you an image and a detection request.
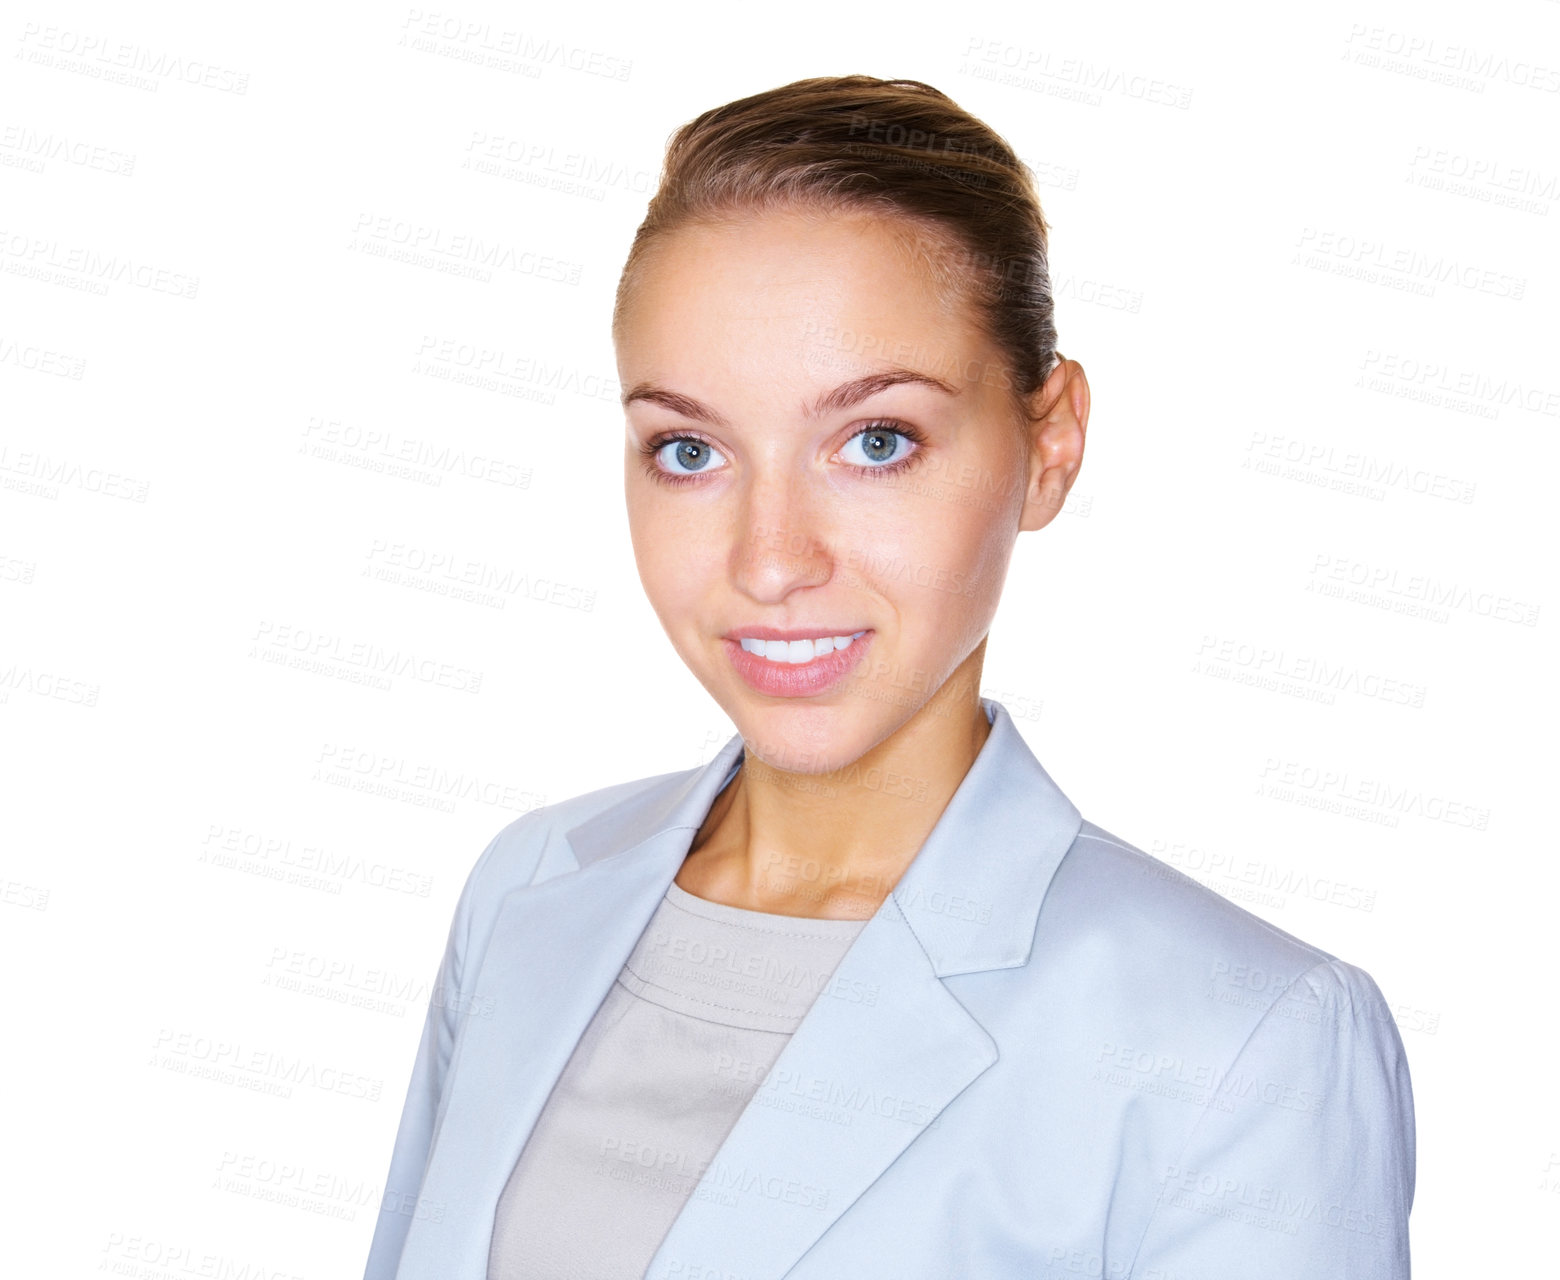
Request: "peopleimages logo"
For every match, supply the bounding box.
[150,1028,383,1102]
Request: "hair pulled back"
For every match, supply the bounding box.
[613,75,1059,417]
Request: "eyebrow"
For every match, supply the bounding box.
[621,367,961,427]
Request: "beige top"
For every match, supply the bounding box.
[486,880,868,1279]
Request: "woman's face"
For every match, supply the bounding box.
[616,206,1061,773]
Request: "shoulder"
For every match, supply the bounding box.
[1057,819,1335,971]
[1035,818,1398,1064]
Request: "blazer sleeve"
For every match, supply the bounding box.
[362,830,506,1280]
[1128,958,1416,1280]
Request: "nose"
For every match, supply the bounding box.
[729,467,834,603]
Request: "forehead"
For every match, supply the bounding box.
[615,208,987,385]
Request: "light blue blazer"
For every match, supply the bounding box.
[364,698,1415,1279]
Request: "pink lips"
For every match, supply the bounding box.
[724,632,874,698]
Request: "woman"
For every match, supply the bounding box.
[365,76,1414,1280]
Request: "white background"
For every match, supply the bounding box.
[2,0,1555,1274]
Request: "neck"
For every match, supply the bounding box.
[678,652,994,920]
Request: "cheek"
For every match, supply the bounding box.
[628,497,722,618]
[872,503,1012,628]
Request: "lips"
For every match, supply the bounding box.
[723,630,874,698]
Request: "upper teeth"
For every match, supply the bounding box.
[740,632,866,663]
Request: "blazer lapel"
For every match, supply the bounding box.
[399,697,1082,1280]
[396,734,747,1278]
[643,893,998,1280]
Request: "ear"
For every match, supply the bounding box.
[1018,355,1089,533]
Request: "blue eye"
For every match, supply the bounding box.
[654,437,728,475]
[839,423,921,470]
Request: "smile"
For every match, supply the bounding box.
[724,630,874,698]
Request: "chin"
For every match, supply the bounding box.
[723,696,896,776]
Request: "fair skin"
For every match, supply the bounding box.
[615,205,1090,919]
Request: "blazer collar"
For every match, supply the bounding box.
[565,694,1083,977]
[398,696,1081,1280]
